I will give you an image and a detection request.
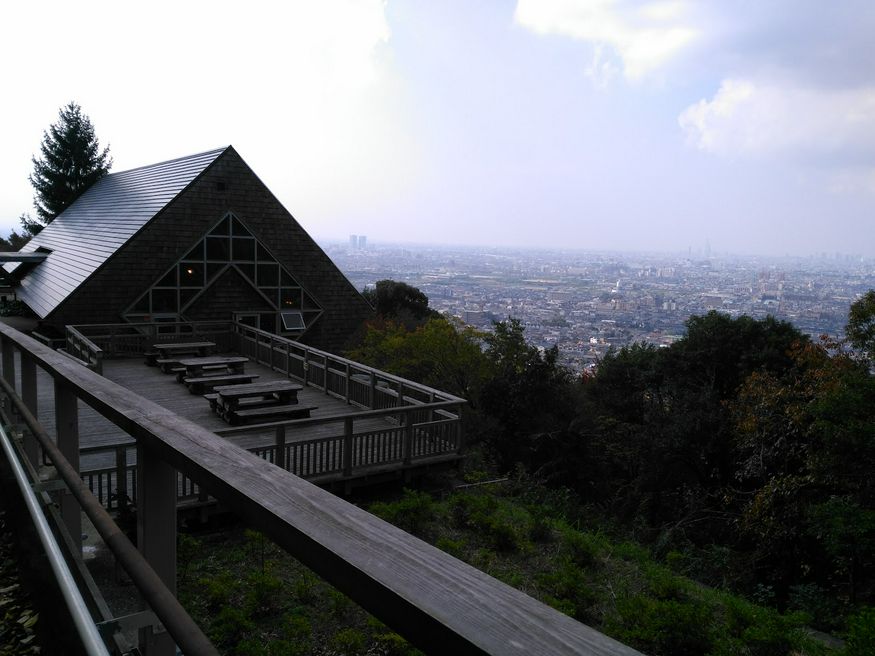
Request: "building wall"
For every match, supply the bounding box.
[48,148,373,353]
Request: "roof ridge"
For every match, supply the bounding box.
[108,146,230,177]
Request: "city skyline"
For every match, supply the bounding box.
[2,1,874,257]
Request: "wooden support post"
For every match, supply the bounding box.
[275,426,287,471]
[20,356,38,466]
[369,372,376,409]
[343,417,353,478]
[403,411,413,466]
[115,446,128,512]
[303,351,309,385]
[322,355,328,393]
[344,363,351,405]
[1,336,15,389]
[137,446,177,656]
[54,380,81,552]
[456,405,465,455]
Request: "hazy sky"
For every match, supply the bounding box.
[2,1,874,256]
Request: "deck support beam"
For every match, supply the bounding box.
[54,380,81,552]
[20,356,38,465]
[137,445,177,656]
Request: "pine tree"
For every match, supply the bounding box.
[26,101,111,234]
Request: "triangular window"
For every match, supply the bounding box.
[123,212,322,335]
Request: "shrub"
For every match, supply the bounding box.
[561,530,604,569]
[330,627,367,653]
[845,606,875,656]
[607,595,713,656]
[370,489,436,536]
[200,571,237,610]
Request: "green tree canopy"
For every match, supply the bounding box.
[25,101,111,234]
[846,290,875,357]
[361,279,438,328]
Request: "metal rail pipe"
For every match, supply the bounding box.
[0,374,219,656]
[0,424,110,656]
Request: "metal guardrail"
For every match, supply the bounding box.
[0,341,218,656]
[0,423,110,656]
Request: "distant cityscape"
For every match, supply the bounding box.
[324,238,875,373]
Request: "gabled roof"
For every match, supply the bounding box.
[8,147,227,318]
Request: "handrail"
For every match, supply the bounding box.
[0,424,110,656]
[0,370,219,656]
[0,323,642,655]
[234,322,468,403]
[213,399,463,436]
[65,325,104,374]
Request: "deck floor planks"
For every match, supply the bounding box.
[30,355,401,473]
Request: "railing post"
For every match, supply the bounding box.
[303,351,309,386]
[344,363,351,405]
[115,446,128,512]
[456,404,465,455]
[269,335,275,370]
[403,410,413,466]
[369,371,376,410]
[275,426,287,470]
[20,355,38,465]
[137,445,177,656]
[343,417,353,477]
[1,335,15,389]
[322,355,328,393]
[54,380,81,552]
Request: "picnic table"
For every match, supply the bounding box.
[208,380,312,425]
[176,355,249,378]
[145,341,215,366]
[213,380,302,410]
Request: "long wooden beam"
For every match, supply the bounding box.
[0,324,642,655]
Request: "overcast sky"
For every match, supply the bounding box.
[2,1,873,257]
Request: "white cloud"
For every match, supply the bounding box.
[514,0,698,80]
[678,78,875,161]
[0,0,410,233]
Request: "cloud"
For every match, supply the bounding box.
[514,0,698,80]
[678,78,875,163]
[0,0,410,232]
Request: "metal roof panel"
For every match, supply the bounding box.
[9,147,227,318]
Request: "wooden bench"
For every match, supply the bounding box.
[146,341,215,366]
[177,356,248,378]
[173,363,230,383]
[184,373,259,395]
[204,393,282,414]
[228,404,316,426]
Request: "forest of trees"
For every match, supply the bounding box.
[349,281,875,637]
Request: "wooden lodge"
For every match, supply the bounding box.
[3,146,373,352]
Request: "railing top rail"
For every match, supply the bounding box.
[235,323,468,403]
[0,322,641,656]
[66,325,104,356]
[213,399,464,437]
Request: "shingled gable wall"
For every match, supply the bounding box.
[48,147,374,353]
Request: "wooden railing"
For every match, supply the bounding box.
[1,322,643,655]
[64,325,104,373]
[231,323,467,411]
[79,402,464,508]
[68,320,235,358]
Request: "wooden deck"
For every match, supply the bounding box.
[33,355,423,476]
